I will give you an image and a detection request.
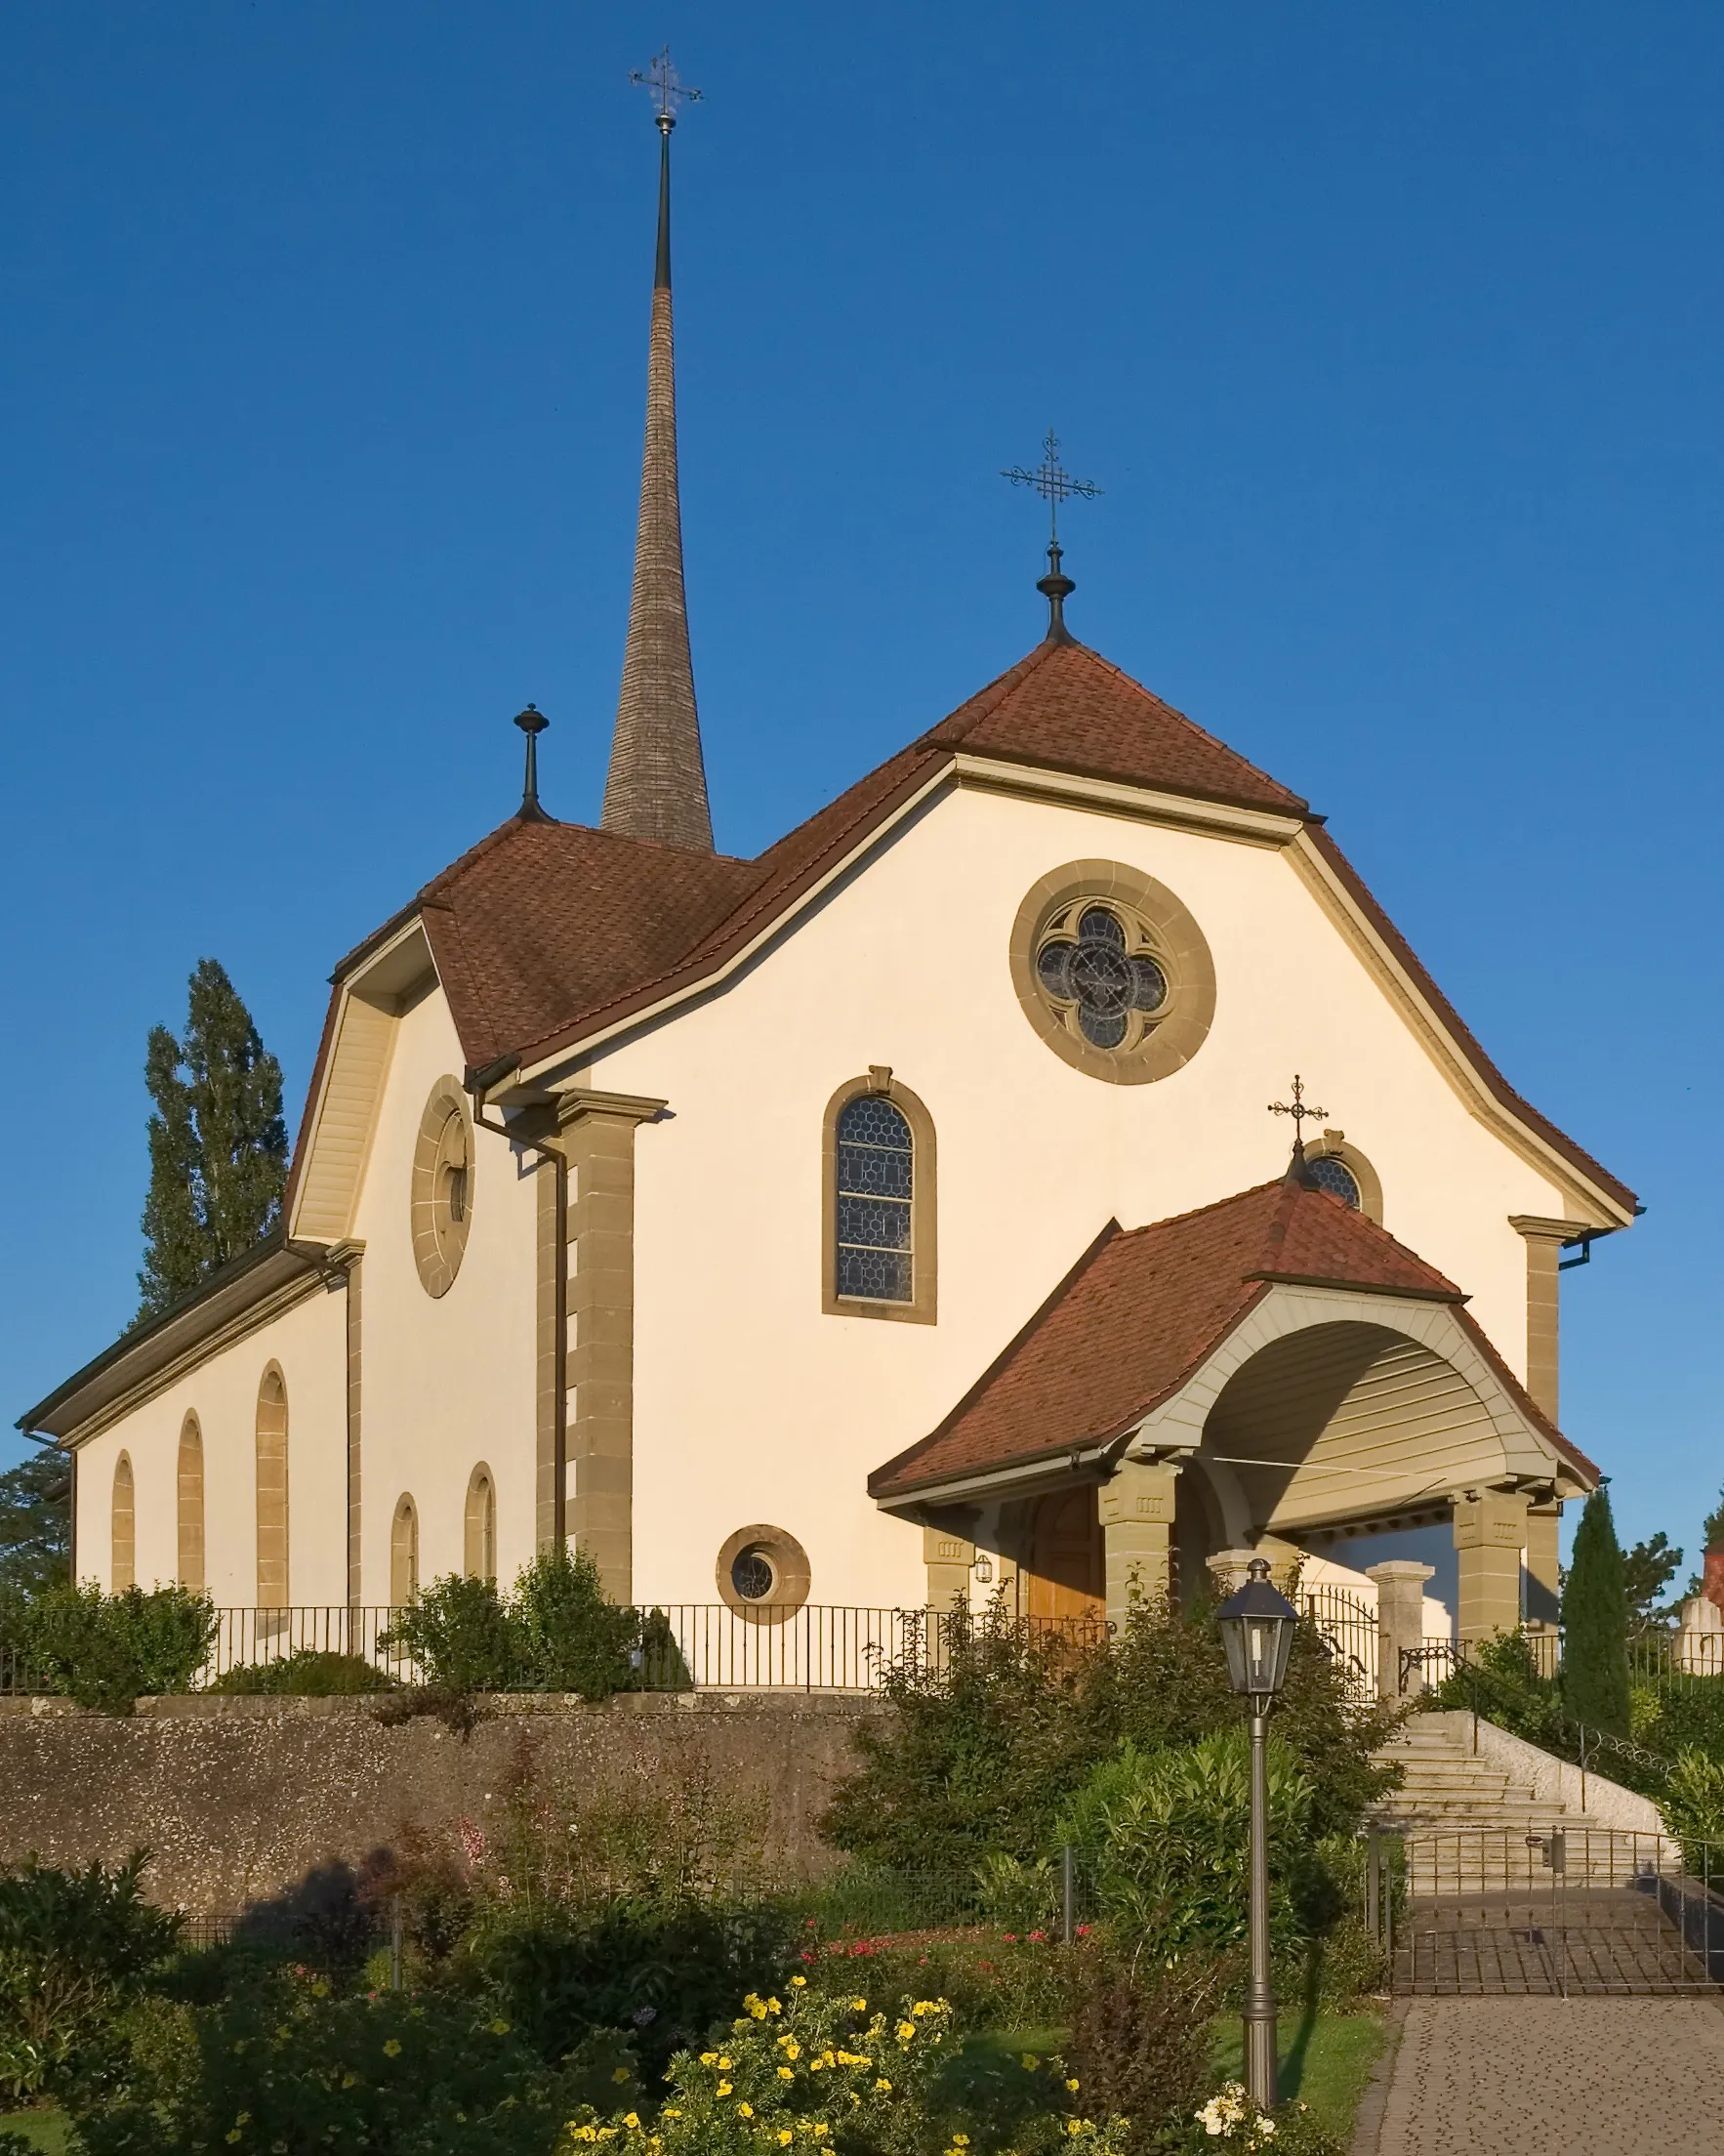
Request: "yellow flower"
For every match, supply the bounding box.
[953,2138,970,2148]
[624,2116,639,2131]
[491,2018,513,2035]
[896,2022,918,2043]
[718,2057,734,2071]
[662,2110,680,2120]
[767,1998,783,2013]
[383,2039,402,2057]
[779,2136,794,2148]
[875,2078,892,2093]
[851,1997,868,2011]
[791,1974,806,1988]
[779,2038,801,2059]
[911,2001,938,2016]
[1021,2053,1040,2070]
[341,2073,357,2091]
[778,2067,795,2081]
[1066,2078,1081,2092]
[738,2103,755,2119]
[717,2083,732,2097]
[700,2052,718,2066]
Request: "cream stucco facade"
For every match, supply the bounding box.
[38,738,1627,1663]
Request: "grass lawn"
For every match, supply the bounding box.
[1211,2009,1385,2138]
[0,2113,71,2154]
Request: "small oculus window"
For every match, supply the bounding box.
[730,1546,776,1601]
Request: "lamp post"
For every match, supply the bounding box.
[1217,1555,1300,2110]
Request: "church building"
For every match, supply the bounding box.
[21,89,1637,1670]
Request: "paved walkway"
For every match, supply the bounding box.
[1364,1997,1724,2155]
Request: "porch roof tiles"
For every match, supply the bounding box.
[869,1176,1588,1502]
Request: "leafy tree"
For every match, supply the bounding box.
[1622,1531,1682,1631]
[1561,1486,1631,1736]
[0,1446,70,1600]
[1703,1484,1724,1555]
[137,959,288,1321]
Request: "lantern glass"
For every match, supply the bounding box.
[1217,1560,1299,1700]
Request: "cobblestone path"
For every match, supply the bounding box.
[1367,1996,1724,2155]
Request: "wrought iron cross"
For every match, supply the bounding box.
[630,46,702,129]
[1002,429,1102,545]
[1268,1074,1329,1150]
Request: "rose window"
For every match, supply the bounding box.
[1035,904,1170,1051]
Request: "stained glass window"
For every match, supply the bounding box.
[837,1094,913,1303]
[731,1548,775,1600]
[1307,1156,1362,1209]
[1036,904,1168,1051]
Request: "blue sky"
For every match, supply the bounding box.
[2,3,1718,1564]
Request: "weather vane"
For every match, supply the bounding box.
[1001,431,1101,643]
[630,46,702,131]
[1268,1075,1329,1159]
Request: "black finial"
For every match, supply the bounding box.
[1003,430,1102,643]
[1268,1073,1329,1184]
[513,704,550,819]
[629,52,700,290]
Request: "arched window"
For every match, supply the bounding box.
[255,1366,289,1608]
[1303,1135,1384,1224]
[390,1494,420,1608]
[465,1465,497,1584]
[177,1414,205,1592]
[111,1452,136,1592]
[822,1070,937,1324]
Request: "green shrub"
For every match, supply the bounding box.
[1067,1950,1223,2156]
[799,1925,1091,2031]
[822,1597,1401,1875]
[1660,1749,1724,1888]
[471,1901,798,2083]
[24,1583,216,1714]
[0,1853,181,2103]
[381,1575,519,1693]
[512,1547,641,1698]
[206,1648,396,1696]
[1077,1731,1317,1968]
[378,1549,642,1700]
[77,1971,577,2155]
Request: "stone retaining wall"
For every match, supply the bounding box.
[0,1691,882,1916]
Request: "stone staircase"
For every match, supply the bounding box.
[1370,1716,1651,1888]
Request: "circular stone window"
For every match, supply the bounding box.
[411,1080,475,1298]
[1009,861,1215,1084]
[716,1524,811,1627]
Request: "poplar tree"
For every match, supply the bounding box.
[137,959,288,1320]
[1561,1484,1631,1737]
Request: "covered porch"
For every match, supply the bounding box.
[870,1175,1595,1687]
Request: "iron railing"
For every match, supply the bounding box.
[1302,1584,1378,1696]
[0,1602,1114,1699]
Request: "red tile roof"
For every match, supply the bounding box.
[924,639,1309,815]
[297,632,1630,1218]
[868,1177,1592,1501]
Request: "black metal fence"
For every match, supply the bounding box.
[1368,1823,1724,1996]
[0,1601,1115,1700]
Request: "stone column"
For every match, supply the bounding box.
[1525,1501,1563,1657]
[556,1090,666,1604]
[1507,1216,1585,1424]
[1367,1560,1436,1702]
[1208,1548,1258,1598]
[1452,1490,1530,1644]
[1098,1461,1179,1622]
[923,1523,974,1612]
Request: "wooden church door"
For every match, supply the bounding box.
[1024,1485,1105,1624]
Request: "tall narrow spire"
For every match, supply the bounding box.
[601,51,714,852]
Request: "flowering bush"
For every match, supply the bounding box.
[1179,2083,1340,2156]
[558,1979,1129,2155]
[797,1919,1093,2031]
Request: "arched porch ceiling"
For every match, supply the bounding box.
[1129,1284,1579,1538]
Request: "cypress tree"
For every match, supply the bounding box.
[1561,1484,1631,1737]
[0,1446,71,1600]
[137,959,288,1320]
